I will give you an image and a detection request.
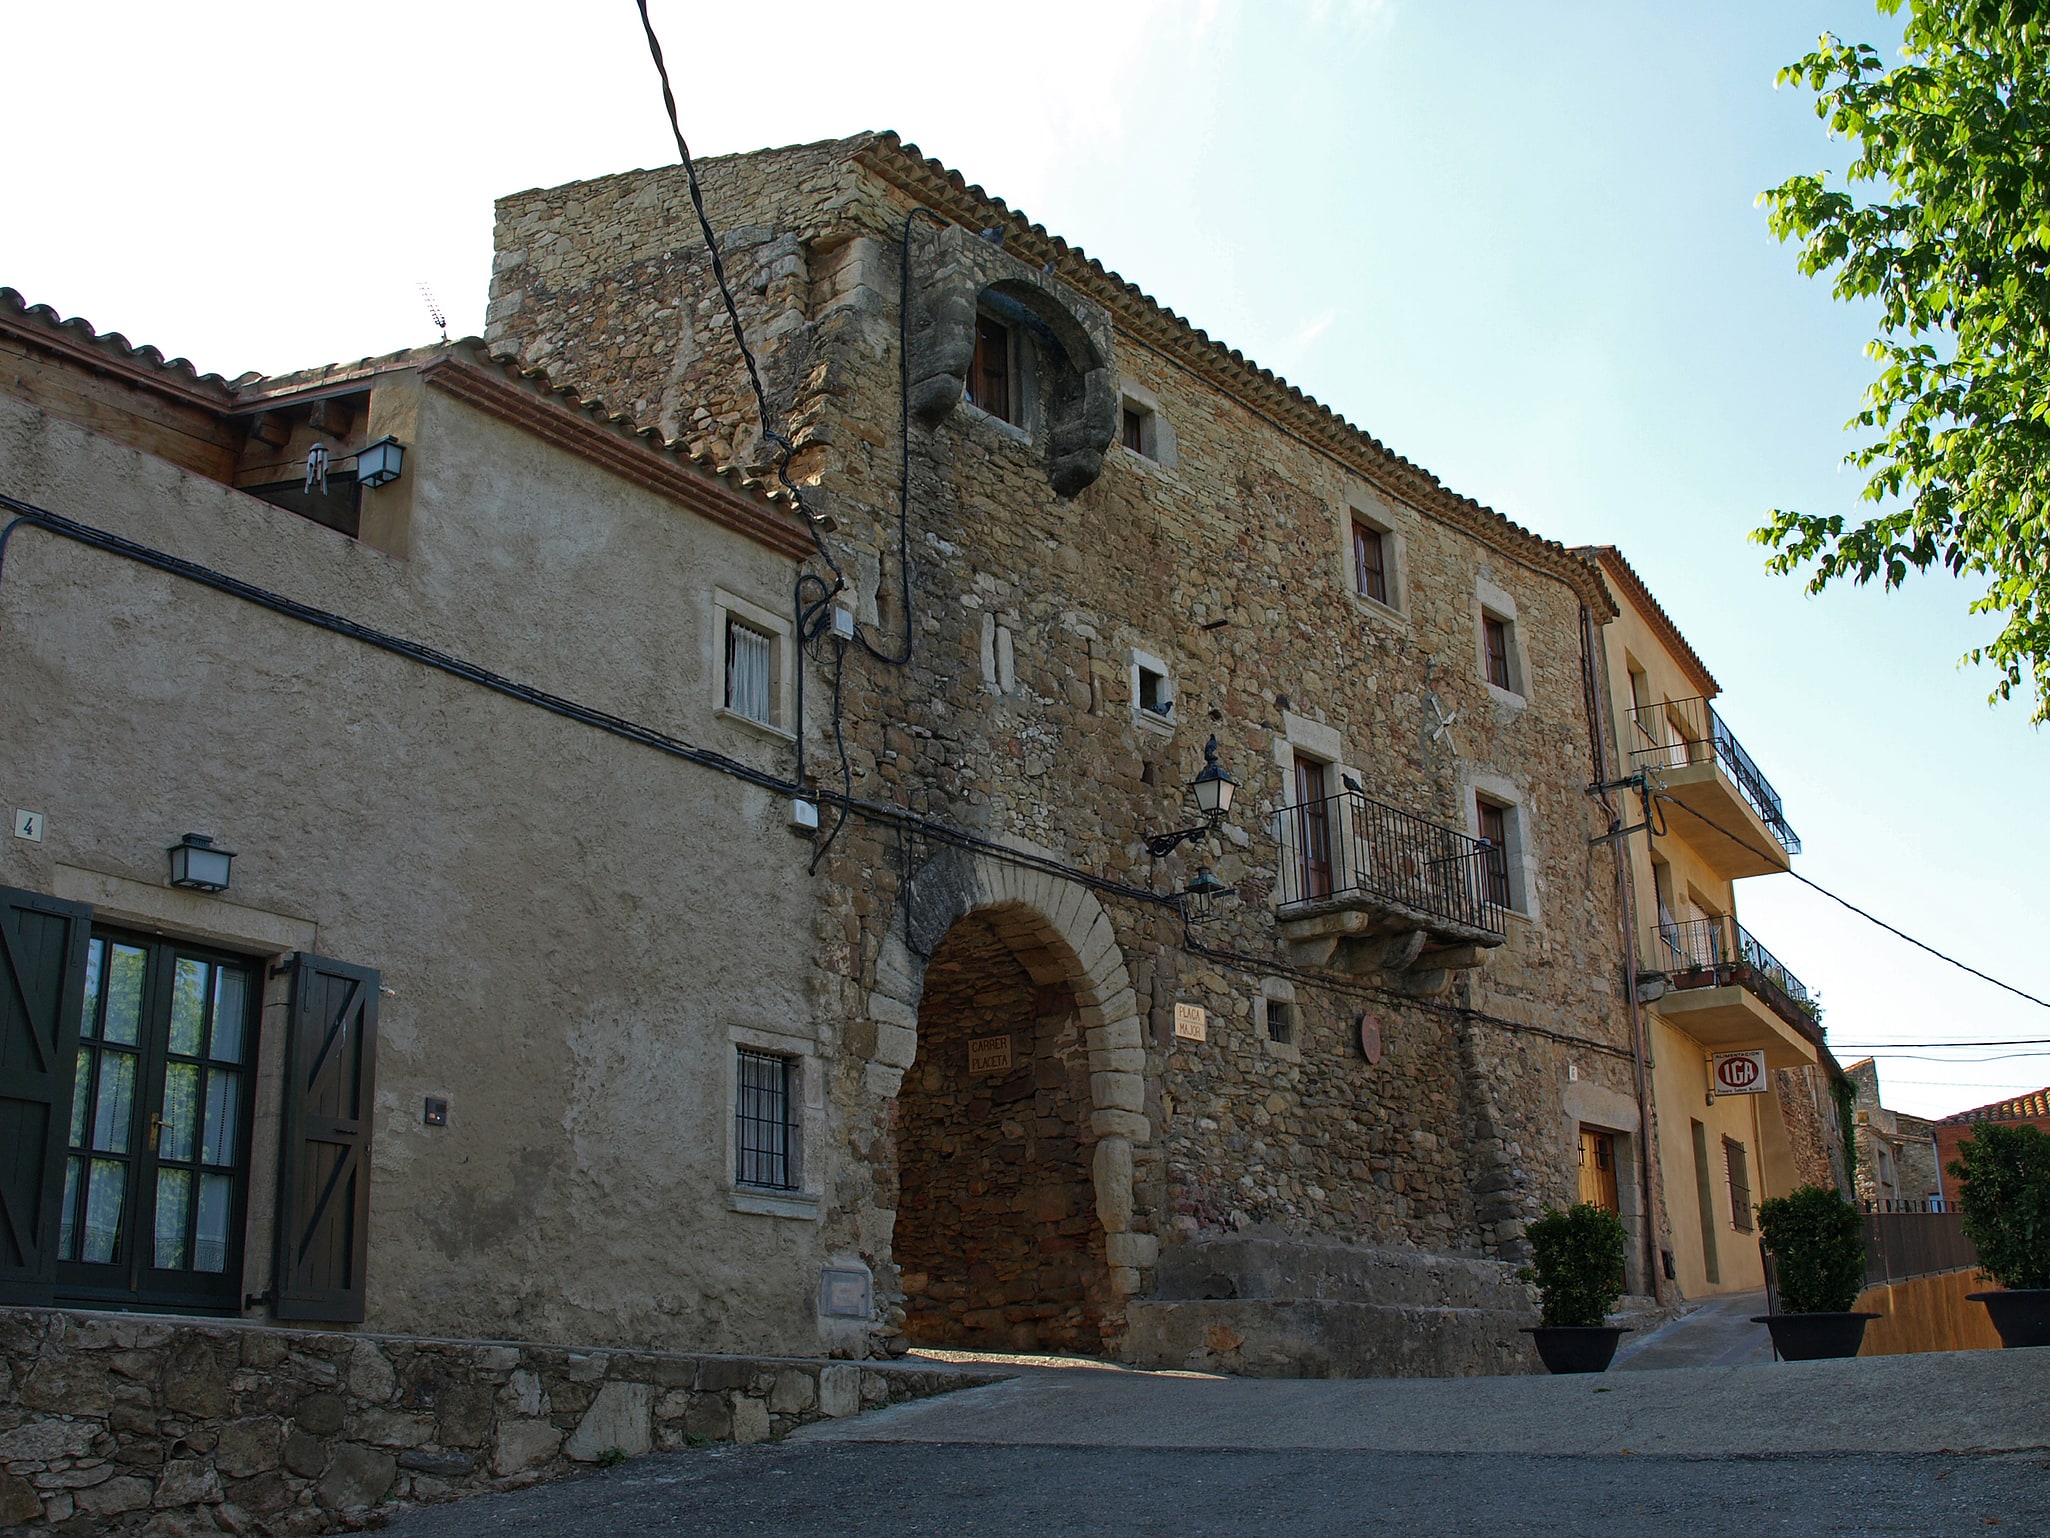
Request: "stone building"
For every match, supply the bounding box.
[1582,546,1847,1297]
[484,133,1657,1372]
[1844,1060,1942,1208]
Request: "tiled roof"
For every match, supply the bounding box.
[1941,1087,2050,1125]
[846,132,1617,619]
[1580,546,1720,698]
[0,286,239,404]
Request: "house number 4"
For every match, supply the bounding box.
[13,810,44,843]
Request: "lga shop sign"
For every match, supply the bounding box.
[1711,1050,1769,1095]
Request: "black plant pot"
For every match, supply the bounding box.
[1968,1289,2050,1348]
[1750,1312,1879,1361]
[1523,1325,1627,1374]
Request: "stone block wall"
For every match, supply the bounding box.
[0,1310,991,1536]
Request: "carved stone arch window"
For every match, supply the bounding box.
[906,224,1118,497]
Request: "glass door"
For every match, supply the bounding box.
[56,931,259,1312]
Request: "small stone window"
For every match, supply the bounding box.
[1353,518,1390,606]
[736,1049,799,1192]
[968,314,1014,423]
[1483,613,1514,691]
[1119,398,1158,459]
[712,588,794,742]
[1138,666,1171,718]
[1266,1001,1294,1046]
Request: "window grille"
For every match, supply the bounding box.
[1266,1001,1294,1045]
[725,620,773,726]
[1724,1136,1753,1233]
[736,1049,797,1191]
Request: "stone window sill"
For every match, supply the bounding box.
[1484,682,1528,711]
[728,1187,820,1221]
[714,705,797,746]
[1132,709,1177,738]
[956,399,1032,446]
[1348,591,1409,629]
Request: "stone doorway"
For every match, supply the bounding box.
[894,912,1111,1354]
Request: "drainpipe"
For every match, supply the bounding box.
[1580,601,1662,1305]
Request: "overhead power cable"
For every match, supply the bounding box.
[1653,790,2050,1014]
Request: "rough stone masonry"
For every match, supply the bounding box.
[485,132,1659,1364]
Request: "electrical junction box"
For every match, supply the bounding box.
[829,606,857,642]
[789,798,820,836]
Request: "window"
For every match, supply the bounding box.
[1266,1000,1295,1046]
[1476,798,1511,910]
[725,618,774,726]
[1352,520,1389,606]
[58,933,259,1312]
[1724,1136,1753,1233]
[968,314,1013,423]
[1483,614,1513,691]
[736,1049,798,1191]
[1121,404,1147,454]
[1137,665,1172,718]
[1293,756,1334,901]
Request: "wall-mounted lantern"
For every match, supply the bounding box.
[167,833,234,893]
[354,435,406,489]
[1145,736,1239,857]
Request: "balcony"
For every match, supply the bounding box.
[1629,695,1799,879]
[1274,788,1505,991]
[1641,915,1822,1068]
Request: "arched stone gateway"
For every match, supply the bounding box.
[865,844,1154,1353]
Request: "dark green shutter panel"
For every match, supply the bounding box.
[275,954,380,1322]
[0,886,91,1304]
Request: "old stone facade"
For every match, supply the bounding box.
[1847,1059,1943,1207]
[485,133,1653,1363]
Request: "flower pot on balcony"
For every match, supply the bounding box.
[1750,1311,1879,1360]
[1523,1325,1628,1374]
[1967,1290,2050,1348]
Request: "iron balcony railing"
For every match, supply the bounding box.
[1646,915,1817,1032]
[1628,695,1800,856]
[1275,788,1507,936]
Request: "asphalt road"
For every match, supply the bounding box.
[383,1349,2050,1537]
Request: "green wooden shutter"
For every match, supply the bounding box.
[274,954,379,1322]
[0,886,92,1304]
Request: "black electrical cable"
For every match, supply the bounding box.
[1652,789,2050,1014]
[0,499,1178,912]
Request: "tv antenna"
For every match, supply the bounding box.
[418,282,449,343]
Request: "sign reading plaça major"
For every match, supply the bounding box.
[1711,1050,1768,1095]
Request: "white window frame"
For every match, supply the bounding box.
[1474,575,1527,704]
[1465,769,1539,922]
[712,587,795,743]
[725,1022,823,1220]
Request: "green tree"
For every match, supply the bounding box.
[1757,1,2050,719]
[1949,1120,2050,1288]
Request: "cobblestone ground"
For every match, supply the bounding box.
[380,1440,2048,1537]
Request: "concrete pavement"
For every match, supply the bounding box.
[1612,1288,1775,1370]
[380,1348,2050,1536]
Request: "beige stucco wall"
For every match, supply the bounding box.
[0,382,853,1354]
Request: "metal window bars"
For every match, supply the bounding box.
[735,1048,796,1190]
[1627,695,1800,856]
[1275,787,1507,937]
[1646,915,1816,1026]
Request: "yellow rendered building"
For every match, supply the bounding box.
[1584,548,1842,1299]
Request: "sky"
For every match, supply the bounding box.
[4,1,2043,1119]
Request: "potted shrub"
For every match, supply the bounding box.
[1519,1202,1629,1373]
[1751,1185,1877,1360]
[1952,1121,2050,1347]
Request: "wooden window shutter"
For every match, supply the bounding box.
[0,886,92,1305]
[274,954,380,1322]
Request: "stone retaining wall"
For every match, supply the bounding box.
[0,1310,995,1536]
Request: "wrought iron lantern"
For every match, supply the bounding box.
[1144,736,1239,858]
[167,833,234,893]
[354,435,406,489]
[1181,864,1230,922]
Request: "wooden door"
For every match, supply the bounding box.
[1578,1127,1619,1213]
[1294,757,1333,900]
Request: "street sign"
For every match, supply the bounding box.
[1711,1050,1768,1095]
[968,1035,1013,1075]
[1173,1003,1208,1042]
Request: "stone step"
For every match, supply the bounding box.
[1153,1234,1536,1314]
[1122,1297,1540,1379]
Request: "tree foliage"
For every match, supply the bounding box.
[1758,1,2050,719]
[1756,1185,1867,1313]
[1950,1120,2050,1288]
[1521,1203,1628,1328]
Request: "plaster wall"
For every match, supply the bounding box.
[1648,1015,1768,1296]
[0,383,845,1355]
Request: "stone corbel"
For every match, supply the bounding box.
[904,221,1117,497]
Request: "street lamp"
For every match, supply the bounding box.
[1144,736,1239,858]
[354,435,406,489]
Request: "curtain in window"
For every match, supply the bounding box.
[726,621,772,725]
